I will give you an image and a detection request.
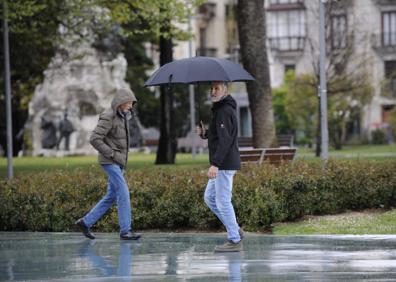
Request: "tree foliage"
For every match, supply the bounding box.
[284,72,318,146]
[276,70,372,148]
[302,1,374,150]
[1,0,67,155]
[0,0,204,157]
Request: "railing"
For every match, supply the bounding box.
[267,0,305,11]
[374,0,396,6]
[267,36,305,51]
[196,47,218,57]
[372,32,396,48]
[269,0,304,4]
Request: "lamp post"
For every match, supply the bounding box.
[3,0,13,178]
[319,0,329,161]
[188,8,197,159]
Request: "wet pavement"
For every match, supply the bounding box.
[0,232,396,281]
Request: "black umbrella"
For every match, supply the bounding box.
[144,56,254,86]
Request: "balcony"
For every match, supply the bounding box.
[267,36,305,52]
[267,0,305,11]
[196,47,217,57]
[372,33,396,56]
[374,0,396,6]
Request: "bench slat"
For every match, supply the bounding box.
[240,147,296,166]
[240,155,262,161]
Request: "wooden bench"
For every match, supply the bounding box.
[277,134,294,147]
[143,139,159,146]
[238,137,253,148]
[239,147,296,165]
[238,135,294,148]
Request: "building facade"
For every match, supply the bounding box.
[173,0,396,141]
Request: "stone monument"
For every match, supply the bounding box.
[27,39,139,156]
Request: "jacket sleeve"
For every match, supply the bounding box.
[89,113,114,158]
[211,109,234,167]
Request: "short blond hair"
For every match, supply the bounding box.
[212,81,229,95]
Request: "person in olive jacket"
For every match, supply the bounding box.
[75,88,141,240]
[196,81,243,252]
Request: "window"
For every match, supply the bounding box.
[239,107,251,137]
[225,4,236,19]
[331,15,347,49]
[382,11,396,46]
[285,64,295,73]
[385,60,396,95]
[385,61,396,78]
[199,28,206,48]
[267,10,306,51]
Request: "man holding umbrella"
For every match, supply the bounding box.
[144,56,253,251]
[196,81,243,252]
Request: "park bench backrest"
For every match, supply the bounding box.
[238,135,294,148]
[240,148,296,165]
[277,134,294,147]
[239,148,265,164]
[238,137,253,147]
[144,139,159,146]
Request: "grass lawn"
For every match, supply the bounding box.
[273,209,396,235]
[0,153,209,178]
[296,144,396,161]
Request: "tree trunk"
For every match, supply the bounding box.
[155,31,176,164]
[237,0,275,148]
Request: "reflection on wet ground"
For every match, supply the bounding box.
[0,232,395,281]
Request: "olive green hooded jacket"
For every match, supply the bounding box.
[90,88,137,168]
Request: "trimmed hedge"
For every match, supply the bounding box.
[1,160,395,232]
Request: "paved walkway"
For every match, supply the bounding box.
[1,232,396,281]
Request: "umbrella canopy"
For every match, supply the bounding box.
[144,56,254,86]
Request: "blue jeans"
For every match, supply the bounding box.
[83,164,132,234]
[78,241,132,278]
[204,170,241,243]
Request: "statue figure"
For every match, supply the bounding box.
[40,116,57,149]
[57,112,75,150]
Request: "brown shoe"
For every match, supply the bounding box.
[214,240,242,252]
[120,231,142,240]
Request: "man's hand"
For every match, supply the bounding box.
[207,165,218,179]
[195,120,206,138]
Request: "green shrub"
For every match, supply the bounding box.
[371,129,387,144]
[0,160,395,232]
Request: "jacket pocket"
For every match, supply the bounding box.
[113,151,125,166]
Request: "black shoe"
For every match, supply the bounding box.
[75,218,95,240]
[120,231,142,240]
[239,228,244,240]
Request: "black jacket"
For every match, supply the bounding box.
[206,95,241,170]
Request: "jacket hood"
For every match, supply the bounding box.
[111,88,137,112]
[212,95,237,111]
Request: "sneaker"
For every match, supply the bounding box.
[120,231,142,240]
[214,240,242,252]
[75,218,95,240]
